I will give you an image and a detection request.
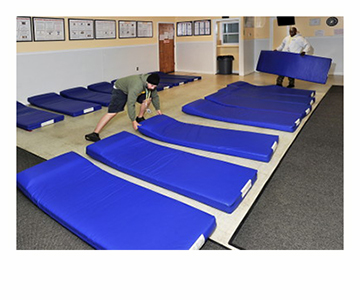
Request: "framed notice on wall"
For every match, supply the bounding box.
[194,20,211,36]
[95,20,116,39]
[137,21,153,38]
[119,20,137,38]
[17,16,32,42]
[33,17,65,41]
[176,21,193,36]
[69,19,94,40]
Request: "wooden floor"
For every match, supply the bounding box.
[16,72,343,249]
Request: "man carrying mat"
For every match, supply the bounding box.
[274,27,312,88]
[85,73,162,142]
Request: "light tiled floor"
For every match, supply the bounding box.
[16,72,344,250]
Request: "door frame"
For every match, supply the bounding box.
[212,17,243,75]
[157,22,176,73]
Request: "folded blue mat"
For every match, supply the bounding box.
[17,151,216,250]
[157,82,175,91]
[205,89,312,117]
[182,99,301,132]
[87,132,257,213]
[87,82,113,94]
[227,81,315,98]
[17,102,64,131]
[138,115,278,162]
[153,71,202,82]
[256,50,332,84]
[60,87,111,106]
[213,86,314,106]
[156,78,184,86]
[28,93,102,117]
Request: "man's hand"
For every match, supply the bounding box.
[132,120,141,131]
[157,110,162,115]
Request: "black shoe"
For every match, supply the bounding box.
[136,116,145,123]
[85,132,100,142]
[287,84,295,88]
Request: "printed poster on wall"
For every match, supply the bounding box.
[33,17,65,41]
[17,16,32,42]
[69,19,94,40]
[177,22,192,36]
[137,21,153,38]
[95,20,116,39]
[119,21,136,38]
[194,20,211,36]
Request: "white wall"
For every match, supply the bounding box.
[17,34,343,104]
[244,39,255,75]
[17,44,158,104]
[175,41,215,74]
[307,36,343,75]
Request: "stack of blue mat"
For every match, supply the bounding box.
[151,71,202,87]
[182,80,317,132]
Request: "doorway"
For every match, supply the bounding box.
[213,18,243,75]
[158,23,175,73]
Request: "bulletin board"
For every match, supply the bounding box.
[17,16,32,42]
[137,21,153,38]
[194,20,211,36]
[33,17,65,41]
[69,19,94,40]
[119,20,137,38]
[177,21,193,36]
[95,20,116,39]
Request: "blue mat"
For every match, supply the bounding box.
[17,151,216,250]
[87,82,113,94]
[227,81,315,98]
[157,82,175,91]
[153,71,202,81]
[87,132,257,213]
[28,93,102,117]
[60,87,111,106]
[256,50,332,84]
[205,89,312,117]
[182,99,301,132]
[17,102,64,131]
[215,86,314,105]
[151,72,190,86]
[138,115,278,162]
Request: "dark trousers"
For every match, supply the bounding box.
[276,75,295,87]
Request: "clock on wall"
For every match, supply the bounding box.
[326,17,338,27]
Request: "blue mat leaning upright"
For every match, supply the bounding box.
[256,50,332,84]
[17,102,64,131]
[182,99,302,132]
[17,151,216,250]
[138,115,278,162]
[28,93,102,117]
[87,132,258,213]
[60,87,111,106]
